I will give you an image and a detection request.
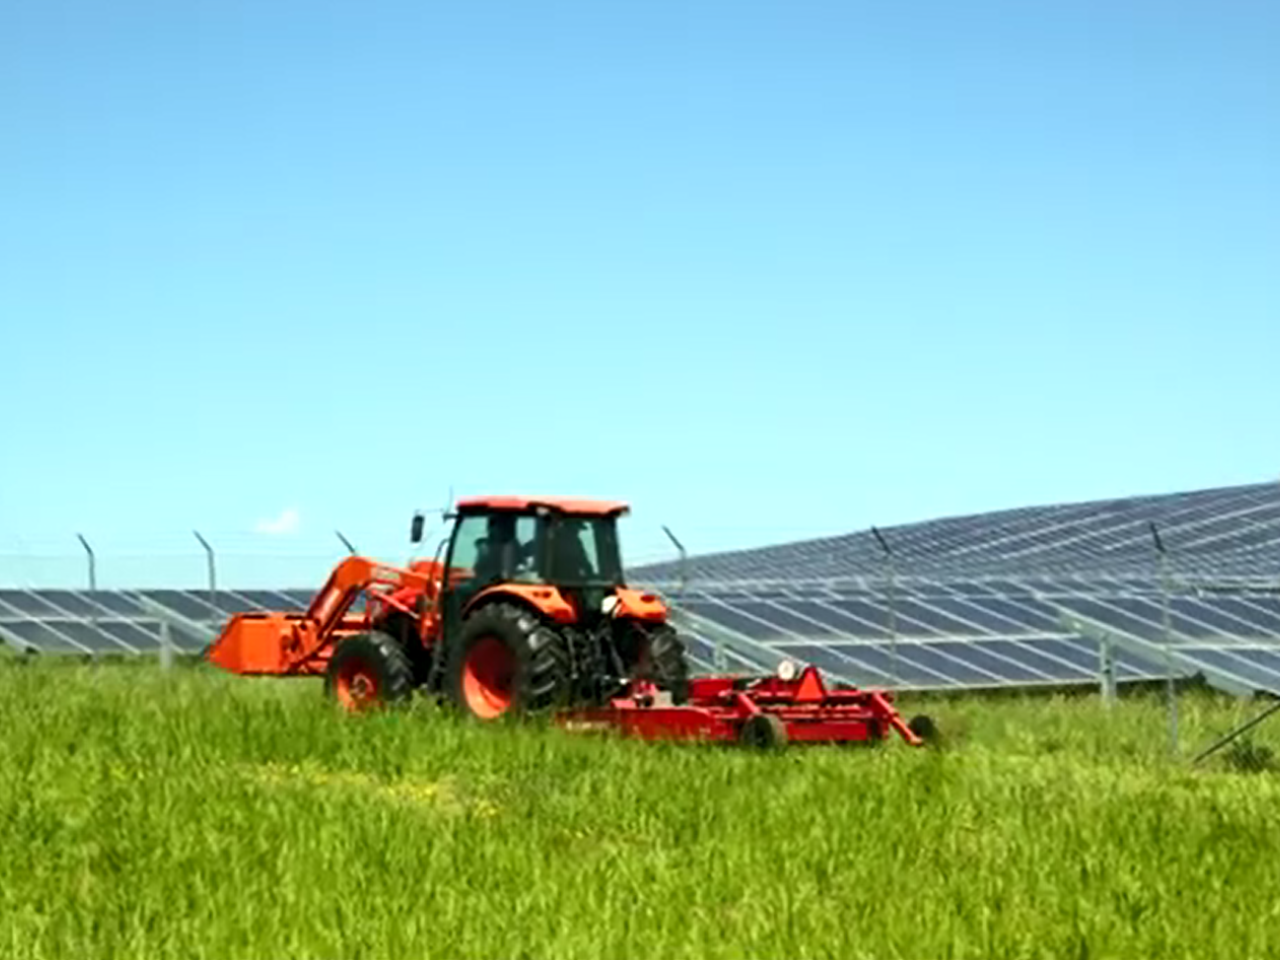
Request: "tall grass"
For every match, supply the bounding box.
[2,661,1278,959]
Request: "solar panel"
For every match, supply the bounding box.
[0,620,92,655]
[925,596,1042,634]
[979,640,1094,682]
[823,600,893,637]
[925,641,1051,684]
[282,590,314,609]
[671,581,1197,692]
[140,590,223,623]
[822,643,959,688]
[41,620,140,654]
[233,589,307,611]
[770,599,886,638]
[26,590,103,618]
[0,590,63,617]
[1178,648,1280,694]
[1226,647,1280,676]
[96,619,166,651]
[774,643,893,686]
[201,591,262,616]
[721,600,841,639]
[891,599,988,636]
[84,591,150,617]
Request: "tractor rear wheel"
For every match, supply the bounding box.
[632,623,690,705]
[325,632,414,713]
[446,603,571,720]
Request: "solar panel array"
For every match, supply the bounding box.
[2,482,1277,700]
[0,588,313,657]
[667,581,1280,695]
[3,580,1279,698]
[630,482,1280,583]
[625,481,1280,697]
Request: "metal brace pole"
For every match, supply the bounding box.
[76,533,97,592]
[1193,697,1280,765]
[159,619,173,671]
[1098,633,1116,708]
[336,530,357,555]
[663,524,713,666]
[872,527,899,690]
[661,525,688,600]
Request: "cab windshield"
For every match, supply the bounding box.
[454,511,624,588]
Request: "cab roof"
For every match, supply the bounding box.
[456,496,630,517]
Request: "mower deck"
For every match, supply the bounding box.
[556,665,928,749]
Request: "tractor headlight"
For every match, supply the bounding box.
[776,659,799,681]
[601,596,619,616]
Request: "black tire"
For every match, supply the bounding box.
[908,714,939,744]
[324,632,414,712]
[376,611,433,685]
[631,622,691,705]
[445,602,571,720]
[740,714,788,750]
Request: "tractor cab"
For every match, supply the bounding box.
[405,496,686,717]
[445,499,624,604]
[426,497,629,630]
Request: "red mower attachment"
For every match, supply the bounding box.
[556,664,934,750]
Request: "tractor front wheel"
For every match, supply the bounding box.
[325,632,414,712]
[446,603,571,720]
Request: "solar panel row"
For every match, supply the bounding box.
[677,586,1280,696]
[630,482,1280,584]
[0,588,313,658]
[3,582,1278,700]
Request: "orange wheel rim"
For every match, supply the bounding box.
[462,636,515,719]
[335,659,379,711]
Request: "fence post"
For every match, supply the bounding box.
[193,530,217,610]
[1150,522,1178,756]
[76,533,97,592]
[872,527,899,690]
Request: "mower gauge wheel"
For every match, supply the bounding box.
[908,714,939,744]
[739,714,789,751]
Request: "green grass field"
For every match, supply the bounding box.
[2,661,1279,959]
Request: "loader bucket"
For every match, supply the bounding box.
[207,613,310,675]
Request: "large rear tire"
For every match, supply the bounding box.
[325,632,414,712]
[445,603,571,720]
[632,623,690,704]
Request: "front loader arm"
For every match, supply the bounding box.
[207,556,440,675]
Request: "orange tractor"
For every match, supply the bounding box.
[208,497,690,718]
[208,495,931,748]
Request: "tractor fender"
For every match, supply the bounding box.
[463,584,577,625]
[611,587,668,623]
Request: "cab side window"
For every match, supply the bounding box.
[448,516,488,581]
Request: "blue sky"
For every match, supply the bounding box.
[2,1,1277,585]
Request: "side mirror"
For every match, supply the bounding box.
[410,512,425,544]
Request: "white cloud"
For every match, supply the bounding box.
[255,507,301,536]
